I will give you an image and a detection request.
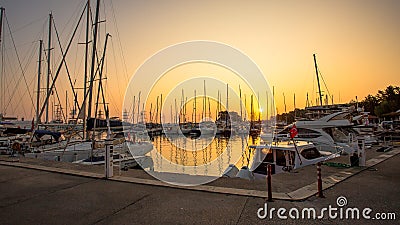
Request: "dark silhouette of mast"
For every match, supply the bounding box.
[313,54,323,106]
[87,0,100,122]
[45,13,53,123]
[36,40,43,124]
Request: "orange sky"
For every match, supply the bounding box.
[0,0,399,120]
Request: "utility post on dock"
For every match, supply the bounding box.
[105,139,113,178]
[357,137,366,167]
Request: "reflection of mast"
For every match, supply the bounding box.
[193,138,198,175]
[216,138,222,174]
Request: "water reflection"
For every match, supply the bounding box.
[148,134,260,177]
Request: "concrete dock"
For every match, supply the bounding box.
[0,146,399,224]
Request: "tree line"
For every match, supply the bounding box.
[360,85,400,117]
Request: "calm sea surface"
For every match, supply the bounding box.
[145,134,262,177]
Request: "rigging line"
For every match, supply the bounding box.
[51,79,67,122]
[71,17,85,83]
[109,0,129,83]
[37,3,87,122]
[102,0,107,32]
[52,16,82,114]
[1,40,38,52]
[3,31,37,113]
[4,13,35,110]
[317,67,332,102]
[7,40,37,113]
[110,39,123,105]
[45,48,68,123]
[58,0,86,38]
[3,14,47,37]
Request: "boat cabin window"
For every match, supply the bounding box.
[331,128,348,142]
[300,147,321,160]
[297,128,321,138]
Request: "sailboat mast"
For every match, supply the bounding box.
[193,90,196,124]
[174,98,178,123]
[0,7,4,114]
[65,90,68,123]
[203,80,206,120]
[83,0,90,139]
[250,94,254,131]
[45,13,53,123]
[155,95,159,124]
[226,83,229,112]
[36,40,43,124]
[244,94,247,122]
[0,7,4,46]
[294,93,296,119]
[160,94,163,124]
[239,85,242,121]
[258,92,260,122]
[132,95,135,124]
[313,54,323,107]
[137,91,141,123]
[266,91,268,123]
[87,0,100,121]
[208,97,211,119]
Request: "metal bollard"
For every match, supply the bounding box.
[267,164,273,202]
[317,162,324,198]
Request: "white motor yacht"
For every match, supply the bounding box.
[276,112,357,154]
[249,141,339,179]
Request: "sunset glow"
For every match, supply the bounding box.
[0,0,399,120]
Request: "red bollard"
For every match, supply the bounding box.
[267,164,273,202]
[317,162,324,198]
